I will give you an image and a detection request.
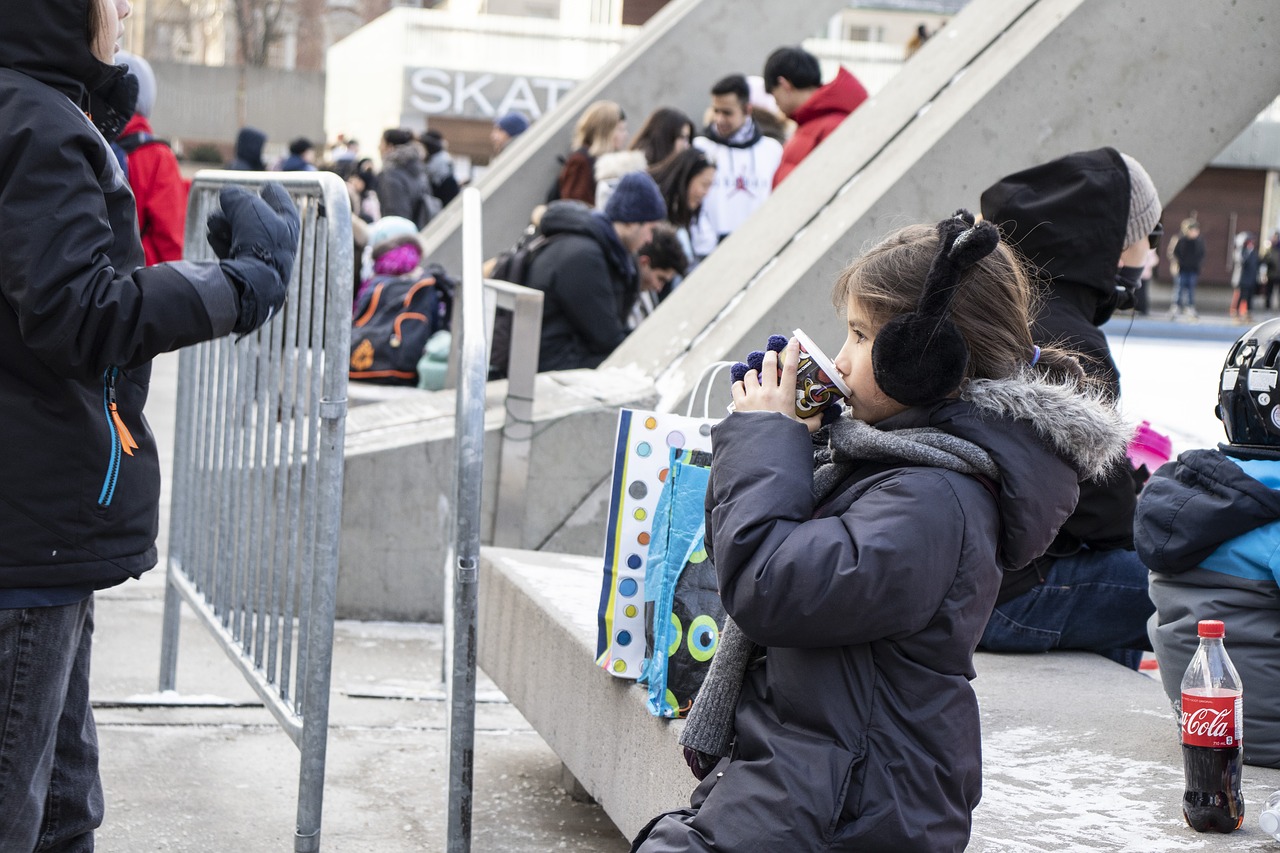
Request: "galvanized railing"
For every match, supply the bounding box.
[480,279,543,546]
[158,171,352,853]
[446,187,488,852]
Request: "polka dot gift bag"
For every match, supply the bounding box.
[595,364,731,710]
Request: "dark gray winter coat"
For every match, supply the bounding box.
[636,373,1129,852]
[524,201,637,372]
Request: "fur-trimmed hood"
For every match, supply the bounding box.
[594,149,647,183]
[870,369,1132,571]
[961,369,1130,482]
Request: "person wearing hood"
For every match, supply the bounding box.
[689,74,783,259]
[377,127,439,229]
[524,171,666,371]
[764,46,868,188]
[114,51,188,265]
[632,211,1131,852]
[420,128,460,207]
[227,125,267,171]
[1137,318,1280,769]
[978,147,1162,669]
[0,1,301,847]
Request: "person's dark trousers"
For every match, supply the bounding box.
[979,547,1154,670]
[1135,278,1151,314]
[0,598,103,853]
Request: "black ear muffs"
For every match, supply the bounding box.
[872,209,1000,407]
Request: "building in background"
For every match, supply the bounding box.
[123,0,1279,282]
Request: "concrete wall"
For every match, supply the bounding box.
[149,61,326,159]
[417,0,853,273]
[606,0,1280,410]
[337,368,654,621]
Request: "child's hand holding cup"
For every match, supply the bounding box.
[729,330,849,425]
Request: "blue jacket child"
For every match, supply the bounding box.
[1136,317,1280,769]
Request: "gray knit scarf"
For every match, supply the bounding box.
[678,416,998,769]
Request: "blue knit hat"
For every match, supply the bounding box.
[604,171,667,224]
[495,112,529,137]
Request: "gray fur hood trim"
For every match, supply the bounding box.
[961,369,1130,482]
[383,140,425,168]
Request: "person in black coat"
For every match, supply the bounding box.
[227,125,267,171]
[524,171,667,371]
[0,1,299,846]
[634,213,1131,852]
[377,127,437,229]
[978,148,1161,668]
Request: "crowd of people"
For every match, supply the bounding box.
[204,44,872,379]
[6,3,1280,851]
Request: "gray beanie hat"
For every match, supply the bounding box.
[1120,153,1161,249]
[604,171,667,224]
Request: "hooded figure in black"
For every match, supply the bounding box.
[523,171,667,372]
[0,1,298,846]
[978,147,1161,667]
[227,125,267,171]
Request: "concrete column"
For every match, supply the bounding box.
[417,0,852,272]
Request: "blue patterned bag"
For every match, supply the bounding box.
[637,448,725,718]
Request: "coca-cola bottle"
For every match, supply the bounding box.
[1180,619,1244,833]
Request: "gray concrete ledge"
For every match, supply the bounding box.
[337,368,655,621]
[479,546,1280,849]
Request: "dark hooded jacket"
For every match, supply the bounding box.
[378,140,435,229]
[1136,448,1280,768]
[637,373,1128,852]
[980,147,1138,602]
[0,0,240,593]
[227,126,267,171]
[524,201,638,371]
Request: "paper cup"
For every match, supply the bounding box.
[791,329,851,419]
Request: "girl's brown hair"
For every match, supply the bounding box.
[87,0,116,64]
[832,223,1085,386]
[572,101,625,157]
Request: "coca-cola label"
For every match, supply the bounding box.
[1181,690,1243,748]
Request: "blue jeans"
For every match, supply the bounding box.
[1175,270,1199,309]
[980,548,1154,670]
[0,598,102,853]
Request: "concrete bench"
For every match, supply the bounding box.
[478,546,1280,849]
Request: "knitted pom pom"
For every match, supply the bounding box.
[746,350,765,372]
[766,335,788,353]
[730,362,749,384]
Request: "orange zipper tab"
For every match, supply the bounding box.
[109,402,139,456]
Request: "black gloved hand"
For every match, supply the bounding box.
[207,183,301,334]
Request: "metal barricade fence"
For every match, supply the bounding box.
[481,279,542,547]
[158,171,353,853]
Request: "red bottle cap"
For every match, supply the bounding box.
[1197,620,1225,638]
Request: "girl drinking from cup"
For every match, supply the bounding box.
[633,211,1132,852]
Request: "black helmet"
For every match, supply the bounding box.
[1218,318,1280,447]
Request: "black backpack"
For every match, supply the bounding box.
[350,263,455,385]
[486,230,565,380]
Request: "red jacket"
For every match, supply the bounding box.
[120,114,188,265]
[772,67,868,188]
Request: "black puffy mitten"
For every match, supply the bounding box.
[207,183,301,334]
